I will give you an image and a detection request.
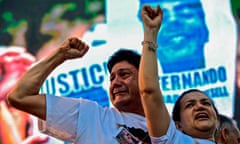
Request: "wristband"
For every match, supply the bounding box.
[141,41,158,51]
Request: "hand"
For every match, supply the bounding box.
[141,5,163,32]
[58,37,89,61]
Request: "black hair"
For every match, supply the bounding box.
[218,114,234,129]
[172,89,219,122]
[215,114,235,139]
[107,49,141,73]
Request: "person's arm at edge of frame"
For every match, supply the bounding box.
[7,37,89,120]
[139,5,170,137]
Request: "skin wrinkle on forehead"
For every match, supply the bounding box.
[180,92,210,105]
[182,98,210,106]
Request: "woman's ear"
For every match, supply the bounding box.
[175,121,183,131]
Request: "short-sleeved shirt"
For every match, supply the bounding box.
[150,119,216,144]
[38,95,150,144]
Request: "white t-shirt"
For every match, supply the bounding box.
[150,119,216,144]
[38,95,150,144]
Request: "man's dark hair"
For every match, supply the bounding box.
[107,49,141,73]
[172,89,219,122]
[214,114,236,139]
[218,114,234,130]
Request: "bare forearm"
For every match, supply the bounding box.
[7,49,64,119]
[139,5,170,137]
[10,50,64,98]
[140,30,169,136]
[140,30,159,91]
[139,31,164,111]
[7,37,89,120]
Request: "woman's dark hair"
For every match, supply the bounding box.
[172,89,219,122]
[107,49,141,73]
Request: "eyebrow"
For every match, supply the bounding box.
[184,98,210,104]
[111,68,134,73]
[110,68,133,76]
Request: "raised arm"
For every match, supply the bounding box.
[139,5,170,137]
[7,37,89,120]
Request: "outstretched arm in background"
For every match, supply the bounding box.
[7,37,89,120]
[139,5,170,137]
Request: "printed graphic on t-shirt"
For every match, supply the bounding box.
[114,125,151,144]
[115,127,141,144]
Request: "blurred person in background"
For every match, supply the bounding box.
[215,114,240,144]
[0,47,49,144]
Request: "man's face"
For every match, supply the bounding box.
[109,61,141,113]
[158,0,208,61]
[139,0,209,72]
[176,91,218,138]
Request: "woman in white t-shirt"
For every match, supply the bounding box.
[139,4,219,144]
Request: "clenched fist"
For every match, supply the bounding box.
[58,37,89,60]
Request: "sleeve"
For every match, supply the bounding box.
[150,120,174,144]
[150,119,194,144]
[38,95,81,142]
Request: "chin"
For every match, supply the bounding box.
[198,125,215,132]
[114,100,130,108]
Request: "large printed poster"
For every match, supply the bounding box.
[0,0,238,143]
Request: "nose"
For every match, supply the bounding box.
[111,76,122,87]
[194,102,205,110]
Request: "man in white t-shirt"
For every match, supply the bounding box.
[7,38,151,143]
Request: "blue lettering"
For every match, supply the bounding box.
[58,73,70,95]
[218,66,227,82]
[161,76,170,91]
[182,73,193,89]
[160,66,228,91]
[193,72,202,87]
[103,62,109,74]
[208,68,217,83]
[43,77,56,94]
[205,86,229,98]
[163,94,179,103]
[90,64,104,84]
[41,62,108,95]
[171,75,180,90]
[202,70,210,85]
[69,69,81,89]
[81,68,90,88]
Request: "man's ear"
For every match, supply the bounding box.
[221,127,230,142]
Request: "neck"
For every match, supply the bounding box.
[187,130,215,142]
[118,107,145,116]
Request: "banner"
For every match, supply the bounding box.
[0,0,237,143]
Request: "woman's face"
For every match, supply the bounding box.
[176,91,218,139]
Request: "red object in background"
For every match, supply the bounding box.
[0,46,49,144]
[0,46,35,101]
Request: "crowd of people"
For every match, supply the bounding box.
[6,4,239,144]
